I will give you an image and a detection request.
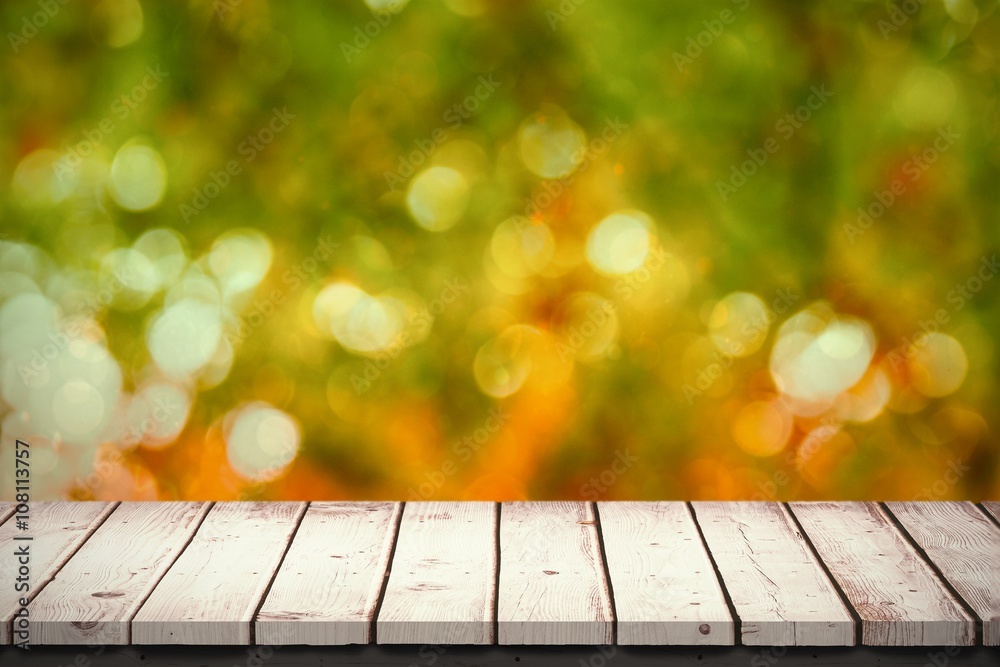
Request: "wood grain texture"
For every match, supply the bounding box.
[131,502,306,645]
[3,501,994,649]
[885,502,1000,646]
[376,502,496,645]
[691,502,854,646]
[257,502,400,645]
[0,504,14,526]
[598,502,733,645]
[28,502,211,645]
[790,502,975,646]
[0,502,117,645]
[498,502,613,645]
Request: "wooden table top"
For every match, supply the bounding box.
[0,501,997,647]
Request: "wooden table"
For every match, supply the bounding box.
[0,501,997,666]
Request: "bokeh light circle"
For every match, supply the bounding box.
[586,210,653,275]
[708,292,770,357]
[225,403,300,481]
[474,324,536,398]
[909,333,968,398]
[209,229,273,297]
[518,106,587,179]
[770,309,875,414]
[732,400,792,457]
[147,299,223,380]
[406,166,469,232]
[108,143,167,211]
[491,217,556,277]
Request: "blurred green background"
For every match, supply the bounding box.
[0,0,997,502]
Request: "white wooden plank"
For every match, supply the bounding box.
[885,502,1000,646]
[0,504,14,526]
[690,501,854,646]
[498,501,613,645]
[376,501,496,645]
[790,502,975,646]
[257,502,400,645]
[131,502,306,645]
[0,502,117,645]
[598,502,734,645]
[28,502,211,645]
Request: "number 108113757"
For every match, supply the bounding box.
[14,439,30,524]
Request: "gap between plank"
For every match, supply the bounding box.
[686,502,742,646]
[0,505,16,527]
[126,501,216,644]
[5,502,120,645]
[249,502,310,646]
[590,502,617,645]
[782,503,863,647]
[369,501,405,645]
[879,502,982,646]
[973,502,1000,530]
[25,501,121,604]
[492,502,501,645]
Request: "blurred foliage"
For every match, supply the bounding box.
[0,0,998,502]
